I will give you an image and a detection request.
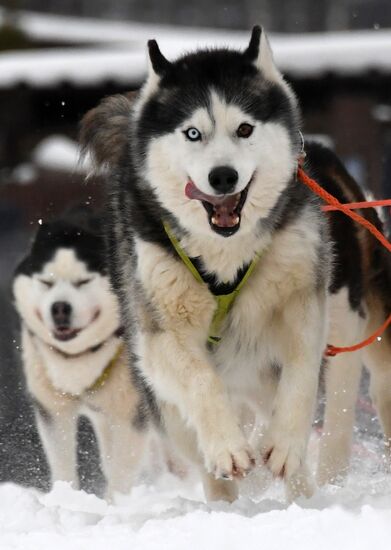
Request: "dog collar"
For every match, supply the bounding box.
[87,343,124,393]
[163,221,261,345]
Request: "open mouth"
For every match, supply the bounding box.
[53,327,81,342]
[51,310,100,343]
[185,177,252,237]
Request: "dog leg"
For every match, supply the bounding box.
[141,331,254,483]
[364,294,391,465]
[285,462,315,501]
[261,291,326,495]
[90,413,147,500]
[35,403,79,488]
[317,288,365,485]
[135,240,254,484]
[317,352,362,485]
[162,402,238,501]
[369,367,391,465]
[201,472,238,503]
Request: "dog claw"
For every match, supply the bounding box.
[209,444,255,480]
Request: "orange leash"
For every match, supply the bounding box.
[297,166,391,357]
[322,199,391,212]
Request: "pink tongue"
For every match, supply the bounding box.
[185,181,239,228]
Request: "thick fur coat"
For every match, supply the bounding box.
[80,27,391,500]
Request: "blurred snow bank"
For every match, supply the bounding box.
[0,10,391,88]
[32,135,90,174]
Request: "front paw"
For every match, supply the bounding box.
[261,430,306,479]
[205,438,255,480]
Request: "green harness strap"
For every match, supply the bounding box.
[163,221,261,345]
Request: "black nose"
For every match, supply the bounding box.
[51,301,72,326]
[208,166,239,194]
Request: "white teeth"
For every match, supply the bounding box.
[211,214,240,227]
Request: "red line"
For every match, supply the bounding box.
[322,199,391,212]
[297,166,391,357]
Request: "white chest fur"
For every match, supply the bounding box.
[24,328,121,396]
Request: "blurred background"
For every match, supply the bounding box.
[0,0,390,491]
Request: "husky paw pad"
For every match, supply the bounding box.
[262,440,304,479]
[212,447,255,480]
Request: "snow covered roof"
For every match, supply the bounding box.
[1,10,391,88]
[0,9,248,46]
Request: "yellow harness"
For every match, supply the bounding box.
[163,222,261,345]
[88,343,124,392]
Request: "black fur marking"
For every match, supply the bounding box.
[107,166,179,262]
[32,397,52,424]
[136,48,299,161]
[304,142,365,311]
[148,39,172,76]
[129,352,161,428]
[270,361,282,380]
[258,175,319,234]
[131,400,150,431]
[15,218,106,277]
[190,257,252,296]
[244,26,262,62]
[134,279,162,333]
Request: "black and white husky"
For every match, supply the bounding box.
[13,218,153,498]
[81,27,391,500]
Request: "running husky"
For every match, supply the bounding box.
[80,26,391,500]
[13,217,152,498]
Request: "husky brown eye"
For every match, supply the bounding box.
[237,123,254,138]
[184,127,202,142]
[74,278,92,288]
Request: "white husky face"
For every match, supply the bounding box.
[145,92,296,238]
[135,27,300,239]
[14,248,119,354]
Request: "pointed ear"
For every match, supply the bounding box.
[245,26,283,83]
[244,25,262,61]
[147,39,171,77]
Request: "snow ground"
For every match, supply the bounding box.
[1,432,391,550]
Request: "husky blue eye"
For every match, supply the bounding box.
[184,127,201,142]
[237,123,254,138]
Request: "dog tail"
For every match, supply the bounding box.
[79,92,137,174]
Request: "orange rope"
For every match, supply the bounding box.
[322,199,391,212]
[298,167,391,254]
[326,314,391,357]
[297,166,391,356]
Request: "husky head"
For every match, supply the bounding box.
[13,219,120,354]
[133,26,301,238]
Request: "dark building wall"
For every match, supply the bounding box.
[2,75,390,195]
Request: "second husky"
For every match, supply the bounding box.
[13,217,154,498]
